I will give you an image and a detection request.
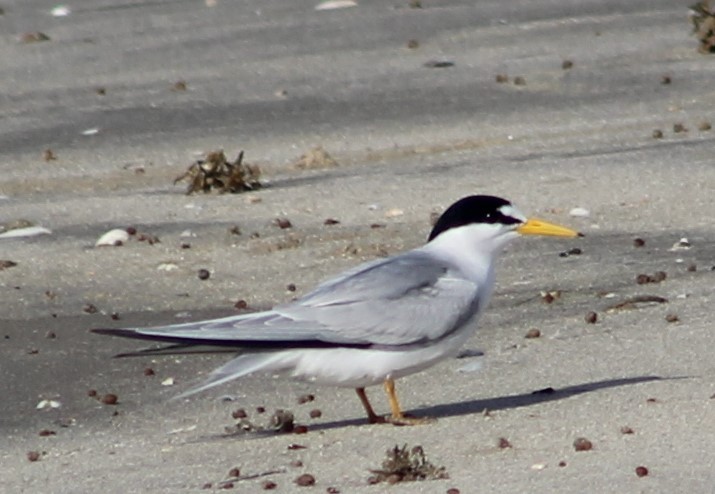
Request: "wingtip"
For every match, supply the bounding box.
[91,328,139,338]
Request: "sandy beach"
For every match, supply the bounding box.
[1,0,714,492]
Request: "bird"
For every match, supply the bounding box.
[93,195,581,425]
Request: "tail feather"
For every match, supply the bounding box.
[173,352,287,400]
[114,343,240,358]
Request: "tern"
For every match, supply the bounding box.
[93,195,580,425]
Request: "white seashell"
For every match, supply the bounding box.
[669,238,691,251]
[36,399,62,410]
[385,208,404,218]
[95,228,129,247]
[315,0,357,10]
[569,207,590,217]
[0,226,52,239]
[51,5,71,16]
[161,377,175,386]
[81,128,99,136]
[157,262,179,271]
[179,229,195,238]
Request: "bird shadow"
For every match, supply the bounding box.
[309,374,676,431]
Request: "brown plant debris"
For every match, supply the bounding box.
[0,260,18,270]
[606,295,668,312]
[174,150,261,194]
[291,146,339,169]
[368,445,448,484]
[224,408,304,435]
[690,1,715,53]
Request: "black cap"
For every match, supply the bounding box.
[428,195,522,241]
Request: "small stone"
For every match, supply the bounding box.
[687,263,697,272]
[652,271,667,282]
[101,393,118,405]
[290,460,304,467]
[27,451,41,462]
[297,394,315,404]
[497,437,512,449]
[274,218,292,229]
[220,482,234,489]
[293,425,309,434]
[326,487,340,494]
[636,273,652,284]
[232,408,247,419]
[171,80,187,91]
[573,437,593,451]
[651,129,663,139]
[38,429,56,436]
[562,60,573,69]
[633,238,645,247]
[45,331,56,339]
[324,218,340,225]
[698,121,711,131]
[665,313,679,323]
[558,461,567,467]
[620,426,635,435]
[181,243,191,249]
[83,303,98,314]
[635,466,649,477]
[309,409,322,419]
[87,389,98,398]
[661,75,671,84]
[294,474,316,486]
[198,269,210,280]
[126,226,137,236]
[256,406,266,414]
[143,367,155,376]
[227,467,240,477]
[447,489,461,494]
[287,283,297,292]
[234,299,248,310]
[513,76,526,85]
[406,39,419,49]
[287,444,307,450]
[495,74,509,83]
[110,312,120,320]
[525,328,541,339]
[673,123,687,133]
[262,480,277,490]
[228,225,242,235]
[585,311,598,324]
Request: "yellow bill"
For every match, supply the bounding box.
[517,218,582,238]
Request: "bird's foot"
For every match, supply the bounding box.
[386,413,436,426]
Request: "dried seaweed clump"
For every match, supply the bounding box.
[368,445,448,484]
[690,1,715,53]
[174,150,261,194]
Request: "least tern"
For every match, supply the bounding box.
[93,195,580,425]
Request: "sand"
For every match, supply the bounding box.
[1,0,714,492]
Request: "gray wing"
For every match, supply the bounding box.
[94,251,481,348]
[276,251,482,345]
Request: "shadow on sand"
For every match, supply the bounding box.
[310,375,668,431]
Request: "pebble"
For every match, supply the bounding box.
[294,474,316,486]
[573,437,593,451]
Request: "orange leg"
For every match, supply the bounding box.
[383,378,435,426]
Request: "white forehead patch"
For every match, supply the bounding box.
[498,204,527,224]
